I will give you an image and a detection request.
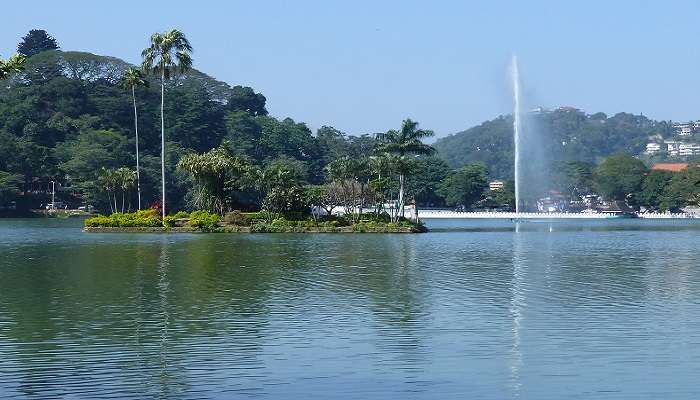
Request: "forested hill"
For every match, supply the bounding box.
[434,109,674,179]
[1,49,371,212]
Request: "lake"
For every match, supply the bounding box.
[1,218,700,399]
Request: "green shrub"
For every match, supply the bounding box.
[224,210,251,226]
[135,209,159,218]
[188,210,220,231]
[352,223,368,232]
[163,215,177,227]
[85,212,162,228]
[173,211,189,219]
[85,216,112,227]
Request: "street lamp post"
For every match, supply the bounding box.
[50,181,55,211]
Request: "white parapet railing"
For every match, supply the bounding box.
[417,210,614,219]
[417,210,697,219]
[637,212,696,219]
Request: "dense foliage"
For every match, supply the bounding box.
[435,109,674,178]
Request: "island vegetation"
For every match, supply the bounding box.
[1,29,700,228]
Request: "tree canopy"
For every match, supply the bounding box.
[434,110,673,179]
[437,164,488,209]
[17,29,59,57]
[593,154,647,201]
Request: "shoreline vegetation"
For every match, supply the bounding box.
[84,210,427,233]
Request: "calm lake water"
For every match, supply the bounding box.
[2,218,700,399]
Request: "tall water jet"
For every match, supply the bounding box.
[511,55,522,214]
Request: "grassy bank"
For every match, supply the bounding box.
[84,210,427,233]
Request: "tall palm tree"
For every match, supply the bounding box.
[119,67,148,210]
[115,167,137,213]
[375,119,435,219]
[0,53,26,80]
[98,167,119,214]
[141,30,193,221]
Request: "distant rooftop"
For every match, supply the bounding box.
[651,163,690,172]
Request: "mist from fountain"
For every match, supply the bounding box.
[511,55,523,214]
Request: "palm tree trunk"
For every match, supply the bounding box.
[121,189,125,213]
[398,173,405,221]
[160,68,166,222]
[107,191,113,214]
[132,85,142,210]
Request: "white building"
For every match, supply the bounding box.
[666,141,681,157]
[645,143,661,155]
[489,180,505,191]
[673,121,700,136]
[679,143,700,157]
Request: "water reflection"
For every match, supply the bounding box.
[2,220,700,398]
[509,225,524,396]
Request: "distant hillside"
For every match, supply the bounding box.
[434,109,675,179]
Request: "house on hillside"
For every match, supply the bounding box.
[489,180,504,191]
[645,143,661,155]
[679,143,700,157]
[672,121,700,136]
[666,141,681,157]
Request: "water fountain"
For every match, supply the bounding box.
[417,56,694,220]
[511,55,523,214]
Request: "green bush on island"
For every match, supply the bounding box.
[85,210,161,227]
[188,210,220,231]
[163,215,178,227]
[173,211,189,219]
[223,210,251,226]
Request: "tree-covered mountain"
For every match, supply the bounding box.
[0,48,352,212]
[434,109,675,179]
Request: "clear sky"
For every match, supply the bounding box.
[1,0,699,138]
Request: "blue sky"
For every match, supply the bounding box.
[1,1,699,138]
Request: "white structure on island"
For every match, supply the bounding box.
[415,210,697,220]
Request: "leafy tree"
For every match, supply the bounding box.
[326,156,373,221]
[593,154,647,201]
[17,29,59,57]
[550,161,595,198]
[306,184,342,218]
[0,54,26,80]
[164,84,226,152]
[57,129,131,210]
[317,126,350,164]
[406,156,450,207]
[97,167,135,213]
[0,171,21,206]
[119,67,148,209]
[142,29,193,220]
[640,170,673,210]
[256,162,308,221]
[437,164,488,209]
[177,146,251,215]
[228,85,267,116]
[375,119,435,218]
[660,166,700,211]
[257,116,322,172]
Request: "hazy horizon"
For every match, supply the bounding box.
[2,0,699,138]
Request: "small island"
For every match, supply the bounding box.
[84,210,427,233]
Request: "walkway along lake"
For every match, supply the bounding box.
[1,218,700,399]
